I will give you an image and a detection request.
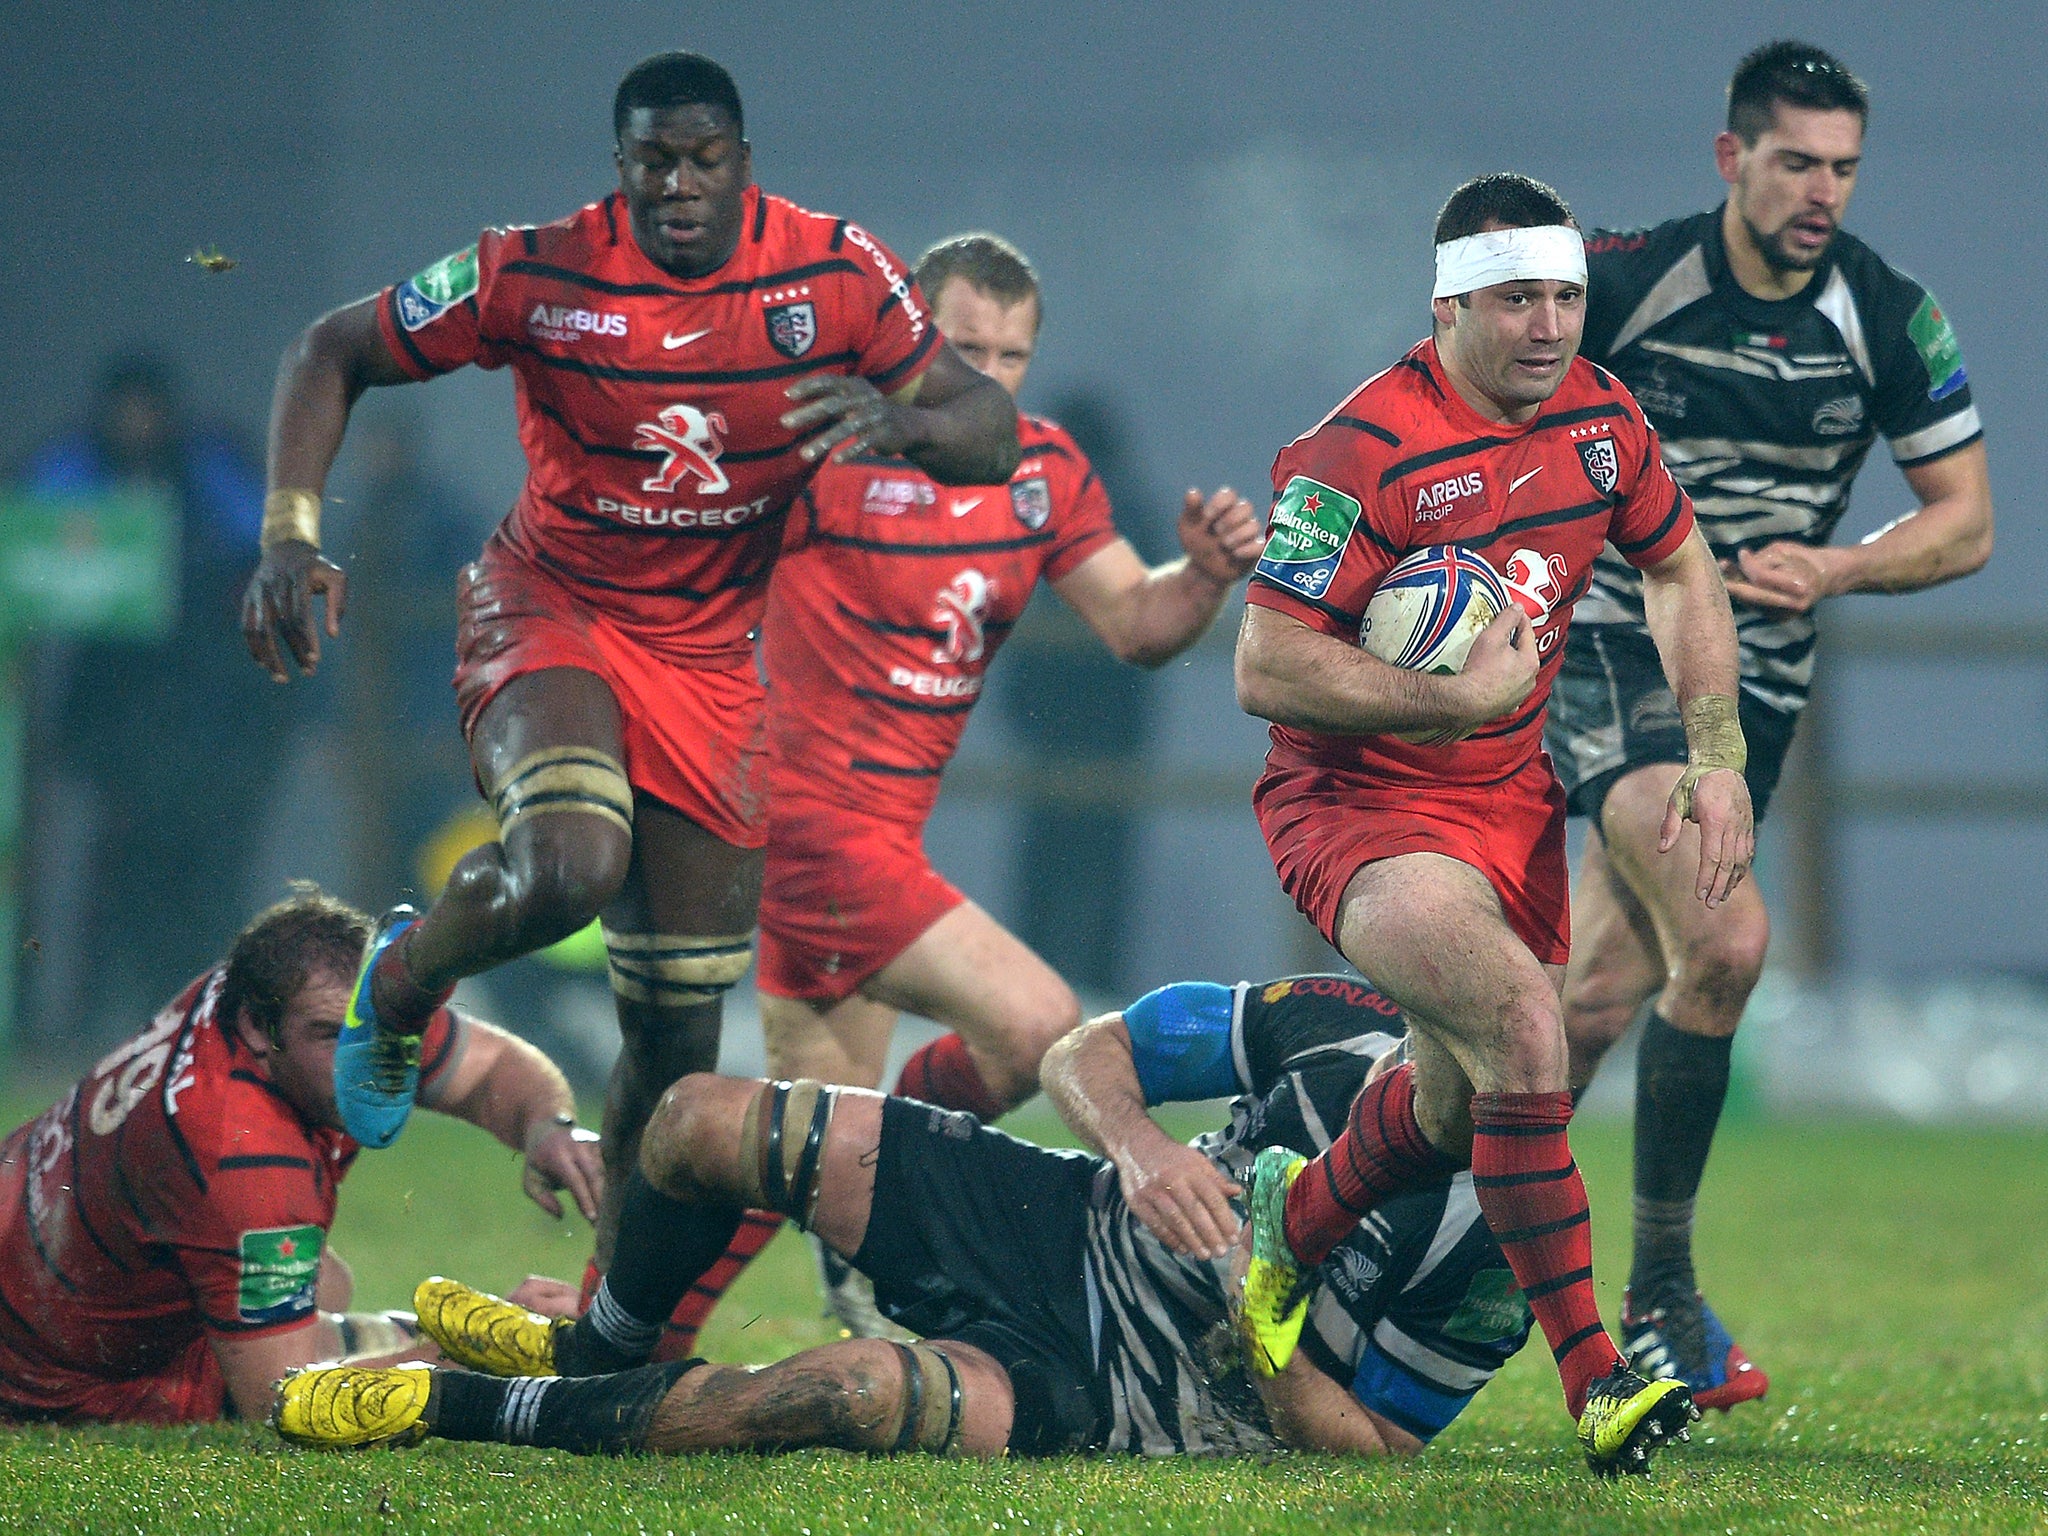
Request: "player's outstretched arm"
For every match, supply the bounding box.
[1638,526,1755,907]
[1235,602,1535,737]
[1042,1015,1242,1259]
[1054,489,1264,667]
[418,1017,603,1222]
[1723,441,1992,613]
[212,1313,432,1421]
[781,342,1020,486]
[243,296,414,682]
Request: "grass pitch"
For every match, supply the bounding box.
[0,1092,2043,1534]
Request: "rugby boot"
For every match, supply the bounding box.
[811,1232,911,1342]
[1576,1364,1698,1475]
[272,1363,434,1450]
[334,905,427,1149]
[415,1276,566,1378]
[1622,1288,1769,1412]
[1237,1146,1315,1378]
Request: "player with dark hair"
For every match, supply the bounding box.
[1231,171,1751,1473]
[237,51,1021,1271]
[635,230,1258,1344]
[272,974,1537,1460]
[0,888,599,1425]
[1549,39,1991,1407]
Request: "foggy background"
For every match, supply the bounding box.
[1,1,2040,1102]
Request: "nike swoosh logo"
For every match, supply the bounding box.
[662,328,713,350]
[1509,467,1544,494]
[949,496,983,517]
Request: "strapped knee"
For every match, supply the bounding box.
[889,1342,963,1456]
[490,747,634,840]
[604,929,754,1008]
[736,1079,837,1226]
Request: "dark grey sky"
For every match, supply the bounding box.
[2,1,2040,976]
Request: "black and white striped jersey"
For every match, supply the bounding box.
[1085,977,1530,1455]
[1576,208,1981,713]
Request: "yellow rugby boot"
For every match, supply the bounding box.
[414,1276,566,1378]
[1576,1364,1699,1475]
[1237,1146,1315,1378]
[271,1363,433,1450]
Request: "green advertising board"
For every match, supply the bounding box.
[0,488,177,1044]
[0,488,178,642]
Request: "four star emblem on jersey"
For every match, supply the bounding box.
[634,404,732,496]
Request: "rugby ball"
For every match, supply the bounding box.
[1359,545,1511,742]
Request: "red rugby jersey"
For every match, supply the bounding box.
[374,186,941,666]
[1247,338,1694,788]
[763,415,1119,822]
[0,971,459,1414]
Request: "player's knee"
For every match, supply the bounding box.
[1674,913,1769,1021]
[1490,992,1569,1089]
[983,985,1082,1102]
[825,1339,913,1445]
[641,1072,743,1197]
[486,745,636,944]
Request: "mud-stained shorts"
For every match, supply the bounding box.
[852,1096,1107,1455]
[451,540,768,848]
[1545,625,1800,826]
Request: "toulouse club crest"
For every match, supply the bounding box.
[1576,435,1620,496]
[765,301,817,359]
[1010,476,1053,531]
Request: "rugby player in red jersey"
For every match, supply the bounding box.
[649,234,1258,1347]
[0,888,599,1425]
[1231,175,1753,1474]
[237,53,1020,1261]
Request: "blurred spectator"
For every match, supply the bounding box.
[997,388,1164,995]
[14,352,299,1055]
[320,402,489,903]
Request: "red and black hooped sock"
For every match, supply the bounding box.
[1468,1090,1622,1418]
[653,1209,784,1361]
[894,1033,1007,1121]
[1281,1062,1456,1267]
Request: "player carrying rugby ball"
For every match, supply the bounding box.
[1232,173,1753,1474]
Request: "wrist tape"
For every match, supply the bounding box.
[1671,694,1747,819]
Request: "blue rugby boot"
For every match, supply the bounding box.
[334,906,429,1149]
[1622,1288,1769,1413]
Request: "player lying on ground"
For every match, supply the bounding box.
[1548,39,1993,1407]
[0,888,599,1424]
[273,973,1547,1459]
[670,232,1260,1344]
[237,52,1019,1272]
[1233,172,1751,1472]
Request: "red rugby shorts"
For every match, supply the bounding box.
[1254,751,1570,965]
[452,547,768,849]
[755,791,965,1003]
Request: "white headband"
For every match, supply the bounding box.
[1432,225,1587,299]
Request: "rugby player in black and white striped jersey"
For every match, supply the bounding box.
[1547,40,1992,1408]
[271,975,1534,1460]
